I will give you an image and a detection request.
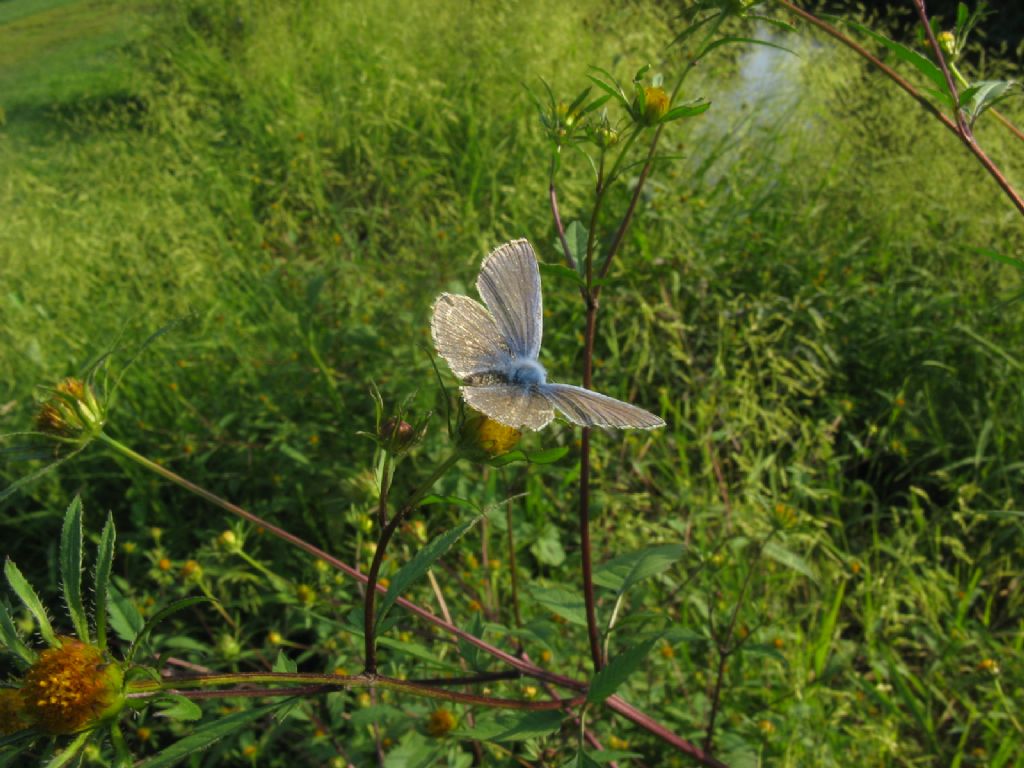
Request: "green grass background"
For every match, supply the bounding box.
[1,0,1022,765]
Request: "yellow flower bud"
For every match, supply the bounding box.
[937,31,956,57]
[639,86,669,125]
[21,638,124,734]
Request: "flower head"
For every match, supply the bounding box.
[425,707,457,737]
[459,411,521,458]
[21,638,124,734]
[35,378,105,443]
[638,86,669,125]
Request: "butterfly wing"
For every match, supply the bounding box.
[462,385,555,431]
[431,293,511,379]
[538,383,665,429]
[476,239,543,360]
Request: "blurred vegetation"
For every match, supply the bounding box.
[1,0,1022,765]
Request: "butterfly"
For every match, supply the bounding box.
[431,239,665,431]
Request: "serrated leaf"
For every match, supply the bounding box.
[154,695,203,722]
[526,584,587,626]
[137,702,283,768]
[587,637,658,705]
[94,513,116,650]
[127,597,212,663]
[377,516,482,628]
[272,650,298,673]
[4,558,55,646]
[593,543,685,593]
[0,600,35,665]
[107,582,144,644]
[60,496,89,642]
[383,730,443,768]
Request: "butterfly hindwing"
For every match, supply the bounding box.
[476,239,543,361]
[462,384,555,431]
[538,383,665,430]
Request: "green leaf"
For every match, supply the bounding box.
[977,246,1024,272]
[586,637,658,705]
[279,443,311,465]
[526,584,587,626]
[43,730,92,768]
[455,710,564,742]
[137,702,284,768]
[813,582,846,678]
[4,558,55,646]
[566,220,589,269]
[377,516,482,628]
[0,600,36,665]
[762,540,816,580]
[94,512,116,650]
[383,731,443,768]
[661,101,712,121]
[960,79,1017,120]
[593,543,685,593]
[154,694,203,722]
[60,496,89,642]
[106,582,144,644]
[272,650,298,673]
[488,445,569,467]
[843,19,952,105]
[127,596,212,664]
[700,36,796,61]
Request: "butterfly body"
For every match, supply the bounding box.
[431,239,665,431]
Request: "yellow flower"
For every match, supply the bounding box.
[21,638,124,734]
[937,31,956,56]
[640,86,669,124]
[460,411,521,458]
[425,708,457,737]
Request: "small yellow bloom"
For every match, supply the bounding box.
[758,719,776,734]
[21,638,124,734]
[35,378,105,442]
[267,631,284,646]
[937,31,956,56]
[460,411,521,458]
[157,558,171,572]
[607,735,629,751]
[136,726,152,742]
[180,560,202,580]
[425,708,457,737]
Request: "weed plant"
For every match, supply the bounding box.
[1,0,1022,766]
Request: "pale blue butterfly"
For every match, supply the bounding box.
[431,239,665,430]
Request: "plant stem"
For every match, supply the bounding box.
[126,670,580,710]
[100,434,725,766]
[364,451,460,673]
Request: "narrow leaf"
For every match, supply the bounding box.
[566,220,589,269]
[106,582,144,644]
[843,19,950,100]
[587,637,658,705]
[813,582,846,677]
[60,496,89,642]
[526,584,587,626]
[488,445,570,467]
[94,512,116,650]
[539,262,584,287]
[127,597,212,663]
[377,516,482,628]
[4,558,55,646]
[137,702,283,768]
[0,600,36,664]
[43,730,92,768]
[762,540,817,580]
[662,101,712,121]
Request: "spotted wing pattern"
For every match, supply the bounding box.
[431,293,510,379]
[476,239,543,360]
[538,383,665,429]
[462,385,555,431]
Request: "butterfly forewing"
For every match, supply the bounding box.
[462,385,555,430]
[539,384,665,429]
[476,239,543,360]
[431,293,511,379]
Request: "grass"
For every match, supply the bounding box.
[1,0,1023,765]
